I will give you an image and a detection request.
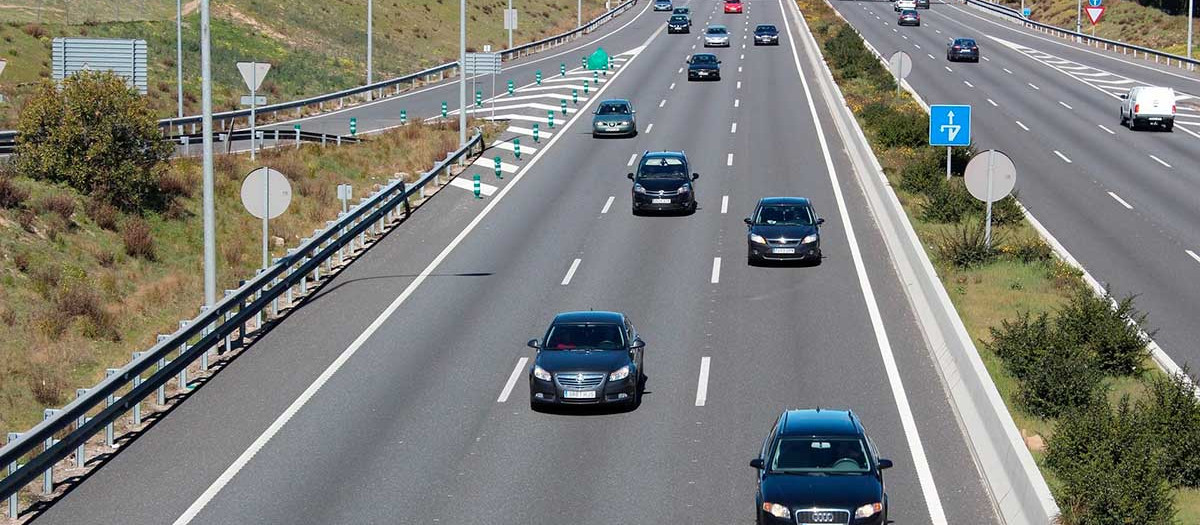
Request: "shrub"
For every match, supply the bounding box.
[933,219,1002,268]
[986,311,1052,380]
[897,149,944,195]
[920,179,977,223]
[121,217,157,260]
[86,198,120,230]
[37,193,76,221]
[21,23,46,38]
[824,25,881,82]
[14,71,174,212]
[1005,235,1053,264]
[1017,341,1105,418]
[1047,397,1176,524]
[1055,286,1151,376]
[0,175,29,208]
[872,107,926,149]
[1137,368,1200,487]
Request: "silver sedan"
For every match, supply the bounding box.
[703,25,730,47]
[592,99,637,138]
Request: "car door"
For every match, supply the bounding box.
[624,317,642,371]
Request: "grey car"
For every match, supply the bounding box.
[592,99,637,138]
[704,25,731,47]
[654,0,673,11]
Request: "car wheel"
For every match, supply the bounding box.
[592,132,599,138]
[1165,121,1174,132]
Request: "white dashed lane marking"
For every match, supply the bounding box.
[1107,191,1133,209]
[727,153,734,166]
[710,257,722,284]
[1059,101,1073,110]
[987,99,997,106]
[627,153,638,166]
[1149,155,1172,168]
[694,357,711,407]
[601,196,614,214]
[721,195,729,214]
[731,122,738,133]
[1187,250,1200,265]
[1015,121,1029,131]
[560,258,582,286]
[1097,124,1114,134]
[1054,150,1072,163]
[645,123,654,134]
[496,357,528,403]
[1028,82,1040,90]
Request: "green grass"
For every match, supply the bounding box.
[1000,0,1199,55]
[0,0,608,127]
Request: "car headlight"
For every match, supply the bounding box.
[762,502,790,519]
[855,503,883,519]
[801,233,818,244]
[634,183,647,194]
[533,366,552,382]
[609,365,630,381]
[749,233,767,244]
[677,184,690,193]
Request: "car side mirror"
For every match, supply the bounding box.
[878,458,894,470]
[592,109,599,114]
[630,338,645,349]
[692,173,700,180]
[718,60,723,64]
[627,173,635,180]
[750,458,765,469]
[817,217,825,225]
[743,217,753,225]
[632,110,637,114]
[1120,94,1128,99]
[527,338,540,349]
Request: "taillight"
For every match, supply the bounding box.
[1134,104,1140,113]
[972,47,978,51]
[1172,105,1177,114]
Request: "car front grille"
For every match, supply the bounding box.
[555,372,605,389]
[795,509,851,525]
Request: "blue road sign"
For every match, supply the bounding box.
[1022,7,1031,16]
[1088,0,1101,7]
[929,105,971,147]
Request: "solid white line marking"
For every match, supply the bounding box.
[670,82,676,90]
[659,99,667,108]
[721,195,729,214]
[731,122,738,133]
[1028,82,1040,90]
[694,357,711,406]
[1058,101,1073,110]
[1054,150,1072,163]
[497,357,529,403]
[601,195,614,214]
[1003,67,1013,74]
[778,0,947,520]
[1097,124,1114,134]
[734,99,740,107]
[727,153,734,166]
[1187,250,1200,265]
[627,153,638,166]
[561,258,582,286]
[1149,155,1172,168]
[710,257,721,283]
[945,66,953,72]
[1107,191,1133,209]
[645,123,654,134]
[987,98,997,107]
[1015,121,1029,131]
[964,80,974,88]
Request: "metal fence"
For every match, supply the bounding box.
[964,0,1199,71]
[0,131,485,518]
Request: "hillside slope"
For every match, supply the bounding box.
[1000,0,1198,55]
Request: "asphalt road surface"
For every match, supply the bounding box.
[35,0,1002,523]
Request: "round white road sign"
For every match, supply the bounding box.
[964,150,1016,203]
[240,167,292,219]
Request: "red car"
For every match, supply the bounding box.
[724,0,743,13]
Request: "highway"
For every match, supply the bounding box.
[827,0,1200,369]
[35,0,1000,523]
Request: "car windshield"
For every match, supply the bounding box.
[671,15,688,22]
[770,437,871,474]
[756,25,777,33]
[674,7,688,13]
[597,103,630,115]
[707,27,727,34]
[956,39,976,46]
[902,10,917,15]
[754,205,816,226]
[691,54,717,64]
[545,323,625,350]
[639,157,688,179]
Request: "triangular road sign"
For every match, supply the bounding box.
[237,61,272,92]
[1085,5,1105,25]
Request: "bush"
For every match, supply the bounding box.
[85,198,120,231]
[920,179,977,223]
[0,174,30,209]
[872,107,926,149]
[824,25,890,88]
[37,193,76,221]
[121,217,157,260]
[14,71,173,213]
[1047,397,1176,524]
[897,149,944,195]
[933,219,1002,268]
[1055,286,1151,376]
[1004,235,1053,264]
[986,311,1052,380]
[1138,368,1200,488]
[1018,341,1105,418]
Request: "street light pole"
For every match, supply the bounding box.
[1076,0,1082,36]
[1188,0,1194,63]
[508,0,513,49]
[578,0,582,27]
[367,0,373,86]
[459,0,466,147]
[200,0,216,308]
[176,0,184,134]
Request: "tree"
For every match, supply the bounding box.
[15,71,174,213]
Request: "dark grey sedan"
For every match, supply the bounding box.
[745,197,824,264]
[591,99,636,138]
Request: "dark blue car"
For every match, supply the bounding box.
[744,197,824,265]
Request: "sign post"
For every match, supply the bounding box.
[929,104,972,179]
[237,61,271,160]
[964,150,1017,247]
[240,167,292,269]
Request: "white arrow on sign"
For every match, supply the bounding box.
[237,61,272,92]
[940,111,962,142]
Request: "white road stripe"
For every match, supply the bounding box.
[670,82,676,90]
[472,157,518,173]
[659,99,666,108]
[1003,67,1013,74]
[727,153,734,166]
[678,67,684,73]
[987,98,997,106]
[710,257,721,283]
[737,80,742,89]
[496,357,529,403]
[645,123,654,134]
[734,99,740,107]
[721,195,729,214]
[982,56,990,61]
[448,177,498,196]
[1107,191,1133,209]
[945,66,953,72]
[1097,124,1115,134]
[627,153,638,166]
[505,125,554,138]
[694,357,711,407]
[601,195,614,214]
[1058,101,1073,110]
[928,53,936,60]
[963,80,973,88]
[1149,154,1172,168]
[1015,121,1029,131]
[731,122,738,133]
[738,66,743,72]
[1028,82,1040,90]
[914,43,921,49]
[1187,250,1200,265]
[740,53,745,59]
[1054,150,1072,163]
[561,258,582,286]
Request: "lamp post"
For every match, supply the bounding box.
[200,0,216,308]
[459,0,467,147]
[367,0,374,86]
[176,0,184,135]
[1188,0,1194,63]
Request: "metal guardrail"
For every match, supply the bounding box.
[0,130,485,517]
[1,129,359,157]
[964,0,1199,72]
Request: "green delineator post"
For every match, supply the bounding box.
[473,174,481,199]
[593,71,599,83]
[475,90,482,107]
[349,117,357,136]
[400,109,407,125]
[293,123,301,148]
[547,111,554,128]
[584,80,589,94]
[441,101,448,119]
[536,70,543,84]
[561,100,567,115]
[507,80,514,96]
[572,89,578,104]
[532,123,540,143]
[513,138,521,160]
[494,156,502,179]
[560,63,566,76]
[581,57,586,67]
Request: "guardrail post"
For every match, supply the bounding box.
[75,389,88,468]
[285,250,297,304]
[42,409,61,494]
[177,321,191,384]
[223,290,237,352]
[6,432,19,518]
[156,335,170,405]
[271,258,283,316]
[322,135,327,147]
[298,243,310,295]
[337,136,343,147]
[104,369,119,447]
[130,353,144,426]
[182,135,191,156]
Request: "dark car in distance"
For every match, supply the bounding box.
[916,0,929,8]
[629,151,699,214]
[898,9,920,26]
[528,311,645,409]
[753,24,779,45]
[668,13,691,33]
[687,53,721,80]
[751,409,893,525]
[947,37,980,62]
[745,197,823,264]
[672,6,690,15]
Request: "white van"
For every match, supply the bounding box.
[1120,86,1176,131]
[895,0,916,10]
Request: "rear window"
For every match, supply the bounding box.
[707,27,727,34]
[756,25,777,32]
[956,39,976,46]
[691,54,717,64]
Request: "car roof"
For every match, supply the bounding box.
[954,37,976,43]
[600,98,631,105]
[778,409,863,437]
[902,9,918,13]
[758,196,812,206]
[756,24,777,29]
[552,311,625,324]
[708,24,727,30]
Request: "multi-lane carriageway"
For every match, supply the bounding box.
[33,0,1018,523]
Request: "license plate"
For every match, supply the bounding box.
[1149,117,1162,121]
[772,248,796,254]
[564,390,596,399]
[698,71,707,75]
[652,198,671,204]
